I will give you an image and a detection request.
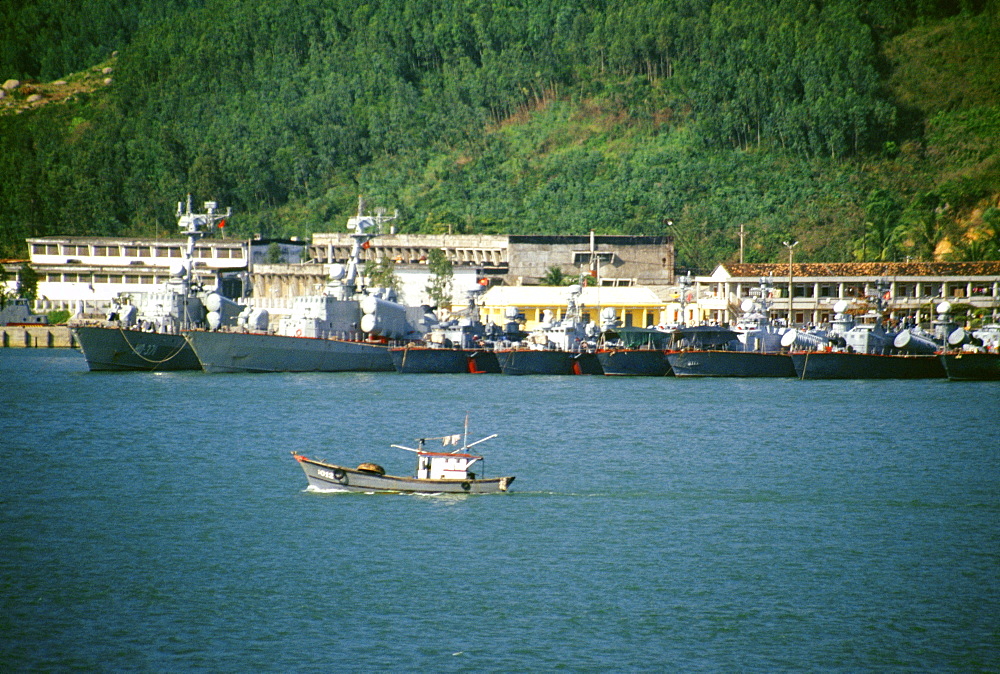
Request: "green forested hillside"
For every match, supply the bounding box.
[1,0,998,271]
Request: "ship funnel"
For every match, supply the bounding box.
[893,329,938,354]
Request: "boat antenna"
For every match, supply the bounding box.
[463,412,469,450]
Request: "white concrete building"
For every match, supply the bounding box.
[696,261,1000,327]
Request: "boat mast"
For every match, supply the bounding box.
[338,196,398,301]
[175,195,230,328]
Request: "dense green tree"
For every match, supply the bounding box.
[542,266,567,286]
[17,263,39,301]
[425,248,453,309]
[365,257,402,295]
[856,189,905,261]
[0,0,996,267]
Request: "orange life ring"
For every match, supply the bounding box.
[295,329,303,337]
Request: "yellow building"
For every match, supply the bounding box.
[477,285,668,330]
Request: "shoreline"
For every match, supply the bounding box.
[1,325,76,348]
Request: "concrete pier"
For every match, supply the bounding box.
[0,325,77,348]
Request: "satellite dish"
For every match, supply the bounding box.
[328,263,346,280]
[740,298,754,313]
[600,307,617,321]
[169,263,187,278]
[833,300,848,314]
[936,301,952,315]
[504,306,519,320]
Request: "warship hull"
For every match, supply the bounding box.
[791,352,946,379]
[73,326,201,371]
[496,349,603,375]
[389,346,500,374]
[939,352,1000,381]
[666,350,795,377]
[596,349,671,376]
[184,330,394,373]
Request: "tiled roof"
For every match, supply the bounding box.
[722,261,1000,278]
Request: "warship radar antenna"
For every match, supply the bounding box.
[339,196,399,300]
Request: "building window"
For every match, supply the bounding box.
[125,275,139,284]
[94,274,109,283]
[155,247,169,257]
[170,248,182,258]
[571,251,614,265]
[216,248,230,259]
[123,246,138,257]
[46,273,61,282]
[137,246,151,257]
[140,275,155,284]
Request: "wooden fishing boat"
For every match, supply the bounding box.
[292,428,514,494]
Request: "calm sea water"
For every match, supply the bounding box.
[2,349,998,671]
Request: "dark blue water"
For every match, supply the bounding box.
[2,349,998,671]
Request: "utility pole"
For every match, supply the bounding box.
[783,240,799,327]
[739,223,745,264]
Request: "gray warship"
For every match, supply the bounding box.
[389,289,511,374]
[72,197,242,371]
[494,284,603,375]
[785,285,947,379]
[938,320,1000,381]
[184,199,433,373]
[666,276,796,377]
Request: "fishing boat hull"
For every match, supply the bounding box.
[596,349,672,376]
[939,352,1000,381]
[293,454,514,494]
[184,330,395,373]
[666,350,795,377]
[496,349,603,375]
[790,352,946,379]
[389,346,501,374]
[73,326,201,371]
